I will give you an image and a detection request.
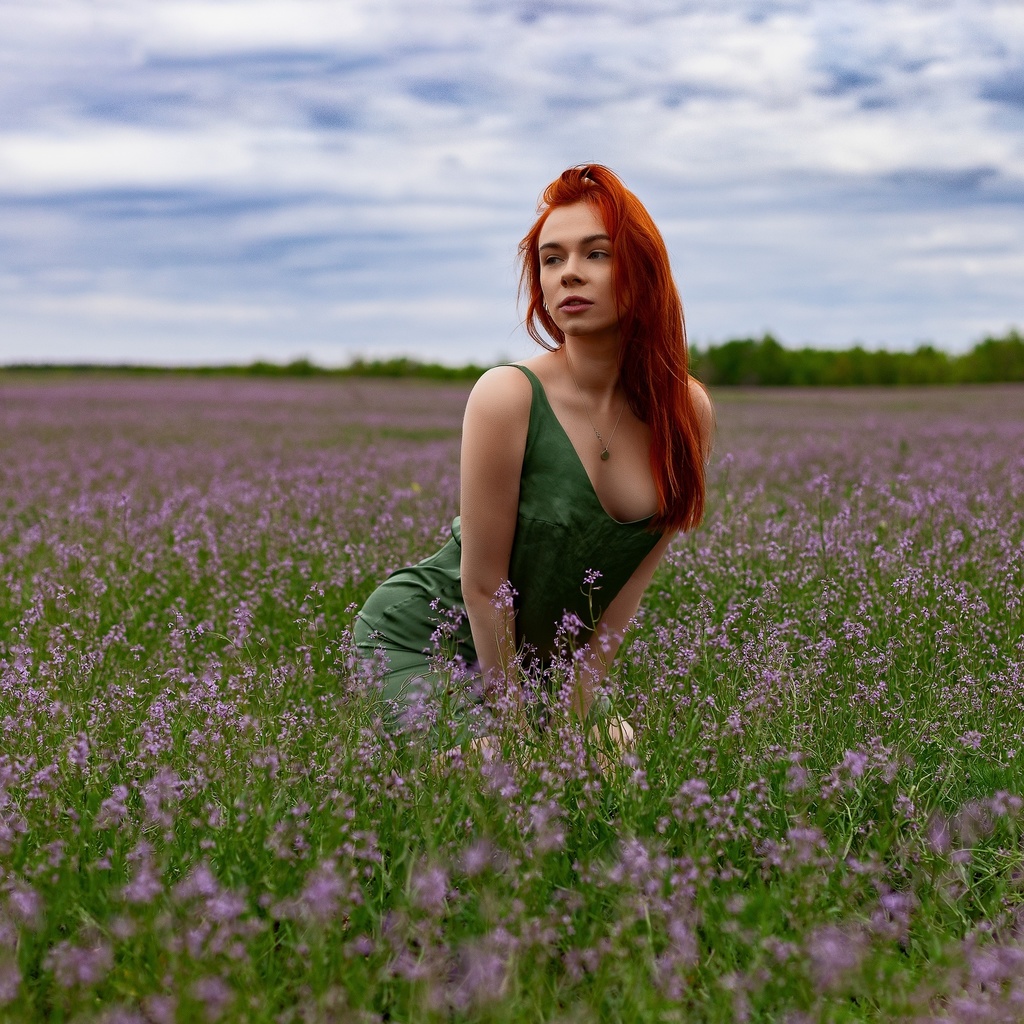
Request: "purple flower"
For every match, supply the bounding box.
[926,812,952,855]
[67,732,90,769]
[95,785,131,829]
[346,934,375,958]
[805,924,866,992]
[5,883,42,929]
[871,890,918,944]
[173,862,220,903]
[958,730,984,750]
[122,843,163,905]
[44,935,113,989]
[480,751,519,800]
[460,839,496,877]
[527,800,566,854]
[141,995,177,1024]
[190,976,234,1021]
[141,768,185,829]
[0,959,20,1006]
[411,865,449,914]
[287,859,350,924]
[838,749,869,779]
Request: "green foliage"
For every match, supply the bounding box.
[4,328,1023,386]
[691,329,1024,386]
[954,331,1024,383]
[0,356,488,381]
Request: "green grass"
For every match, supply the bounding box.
[0,378,1022,1021]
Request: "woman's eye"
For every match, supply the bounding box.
[589,250,609,259]
[543,255,562,266]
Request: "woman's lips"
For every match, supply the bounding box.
[559,298,593,313]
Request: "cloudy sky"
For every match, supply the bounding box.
[1,0,1022,367]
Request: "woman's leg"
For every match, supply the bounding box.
[354,630,485,747]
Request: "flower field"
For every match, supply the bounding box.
[1,375,1023,1023]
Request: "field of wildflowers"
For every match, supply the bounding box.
[1,374,1022,1023]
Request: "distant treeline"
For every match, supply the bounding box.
[691,330,1024,387]
[1,356,486,381]
[4,329,1022,386]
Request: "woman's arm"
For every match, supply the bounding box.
[459,366,532,690]
[572,531,675,719]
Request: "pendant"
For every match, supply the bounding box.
[601,449,610,461]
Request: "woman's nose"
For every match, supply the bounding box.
[561,257,585,285]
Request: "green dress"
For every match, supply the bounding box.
[353,364,662,723]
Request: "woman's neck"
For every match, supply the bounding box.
[561,337,621,399]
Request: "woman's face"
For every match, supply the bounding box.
[538,202,620,344]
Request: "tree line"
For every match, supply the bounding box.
[4,329,1022,386]
[0,356,485,382]
[690,330,1024,387]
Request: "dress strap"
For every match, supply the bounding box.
[509,363,543,393]
[506,363,543,460]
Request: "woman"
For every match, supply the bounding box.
[354,164,713,742]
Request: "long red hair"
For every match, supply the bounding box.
[518,164,708,533]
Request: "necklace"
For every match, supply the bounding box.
[564,348,625,461]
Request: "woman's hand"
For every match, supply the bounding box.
[589,715,636,772]
[600,716,635,750]
[435,716,635,773]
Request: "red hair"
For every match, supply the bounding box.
[518,164,708,533]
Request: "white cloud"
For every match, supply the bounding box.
[0,0,1022,363]
[142,1,371,53]
[9,291,291,324]
[0,126,253,190]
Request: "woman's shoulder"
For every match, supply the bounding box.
[467,363,535,405]
[464,363,535,427]
[686,375,716,462]
[687,375,713,417]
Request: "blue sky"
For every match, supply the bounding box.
[1,0,1022,366]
